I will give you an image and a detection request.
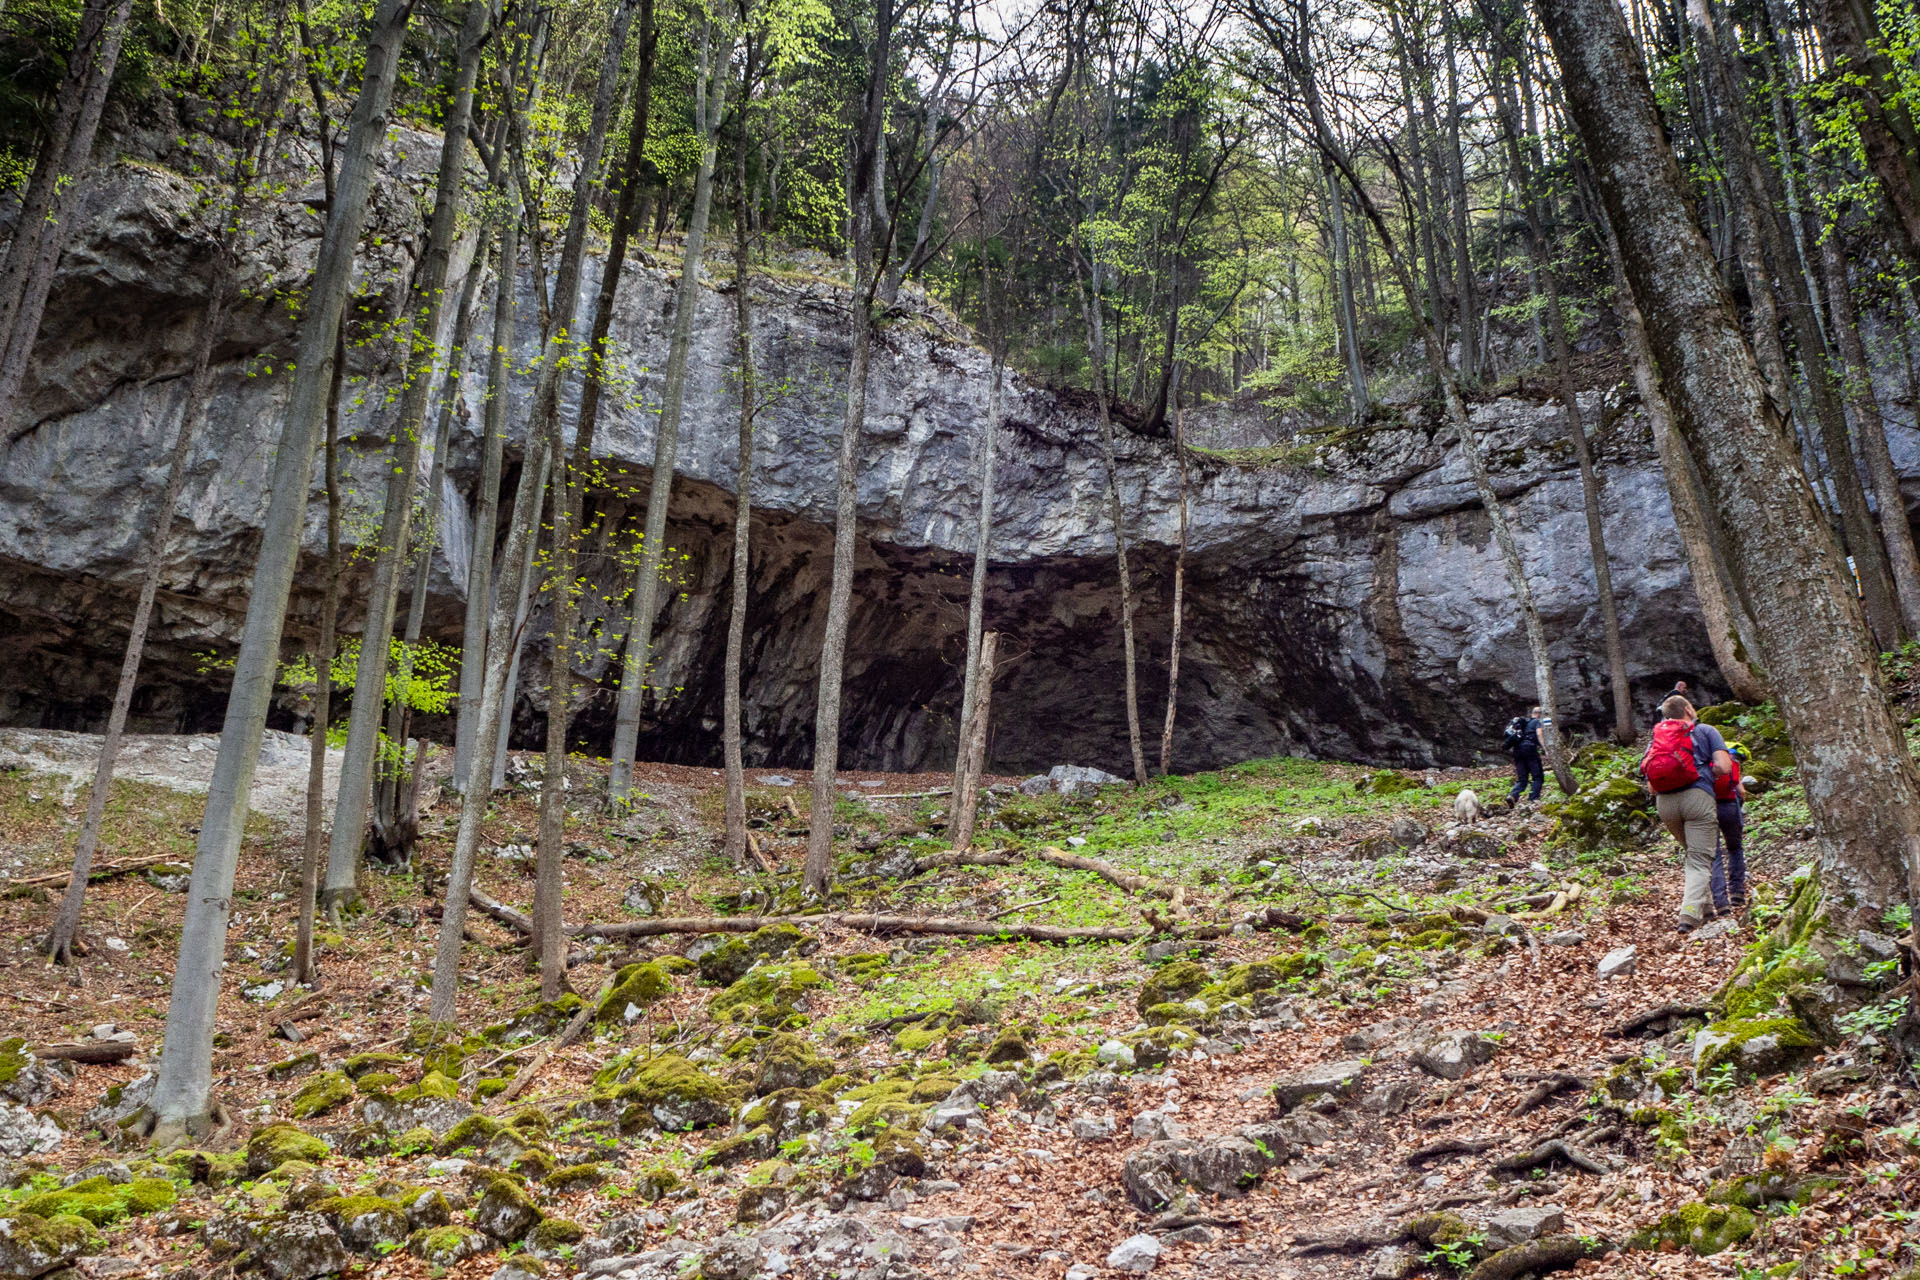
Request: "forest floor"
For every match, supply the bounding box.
[0,730,1914,1280]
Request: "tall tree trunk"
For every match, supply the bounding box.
[723,50,758,866]
[0,0,136,443]
[1591,189,1770,701]
[429,433,553,1024]
[950,277,1004,824]
[531,0,642,988]
[803,0,895,896]
[607,19,730,807]
[1821,223,1920,638]
[42,298,225,963]
[1320,158,1368,422]
[454,204,521,792]
[321,0,489,915]
[1688,0,1903,650]
[295,328,347,987]
[1159,398,1189,775]
[1442,0,1478,382]
[145,0,416,1143]
[1805,0,1920,276]
[948,632,998,853]
[1488,51,1634,741]
[1536,0,1920,929]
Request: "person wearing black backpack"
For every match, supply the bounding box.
[1503,707,1545,805]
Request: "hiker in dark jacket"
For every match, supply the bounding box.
[1711,744,1750,912]
[1503,707,1545,804]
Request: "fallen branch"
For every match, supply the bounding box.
[908,851,1019,876]
[1607,1003,1708,1038]
[862,789,950,800]
[1511,1072,1586,1117]
[574,912,1144,943]
[1406,1136,1501,1165]
[1491,1139,1607,1177]
[1288,1222,1398,1256]
[4,854,177,893]
[1037,846,1171,898]
[1151,1212,1243,1231]
[35,1040,136,1065]
[991,895,1058,921]
[744,830,776,875]
[1464,1235,1609,1280]
[471,887,533,935]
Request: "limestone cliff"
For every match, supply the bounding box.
[0,139,1741,772]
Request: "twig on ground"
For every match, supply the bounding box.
[1492,1139,1608,1176]
[1512,1072,1587,1116]
[1406,1136,1501,1164]
[1607,1003,1708,1038]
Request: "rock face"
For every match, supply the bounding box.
[0,135,1766,771]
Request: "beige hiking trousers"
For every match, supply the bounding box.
[1655,786,1716,921]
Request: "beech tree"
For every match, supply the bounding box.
[145,0,418,1143]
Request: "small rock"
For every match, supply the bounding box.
[1065,1265,1099,1280]
[0,1100,63,1157]
[244,979,287,1003]
[491,1260,547,1280]
[1070,1115,1116,1142]
[1481,914,1517,937]
[1599,946,1638,979]
[1163,1225,1213,1244]
[700,1236,764,1280]
[255,1212,352,1280]
[1484,1205,1566,1249]
[757,775,795,787]
[1107,1233,1162,1273]
[1693,918,1737,942]
[1369,1245,1414,1280]
[1096,1040,1136,1070]
[1411,1031,1498,1081]
[1359,1081,1423,1116]
[1131,1110,1182,1141]
[1019,775,1052,796]
[1066,835,1088,847]
[1542,931,1587,947]
[1271,1060,1365,1111]
[1389,816,1428,847]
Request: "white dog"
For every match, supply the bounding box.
[1453,788,1486,825]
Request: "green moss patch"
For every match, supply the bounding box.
[697,924,809,986]
[596,962,673,1023]
[709,964,826,1028]
[245,1122,328,1175]
[20,1176,176,1226]
[288,1069,353,1119]
[1629,1201,1756,1256]
[1136,960,1210,1015]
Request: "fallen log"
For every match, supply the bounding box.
[35,1040,136,1065]
[4,854,177,893]
[471,887,533,934]
[573,912,1144,943]
[907,851,1018,876]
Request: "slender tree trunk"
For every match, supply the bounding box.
[1821,224,1920,638]
[1160,399,1189,775]
[1442,0,1478,382]
[429,430,553,1024]
[146,0,415,1143]
[1805,0,1920,276]
[1592,191,1769,701]
[0,0,136,443]
[803,0,894,896]
[1489,57,1634,741]
[321,0,489,915]
[951,271,1004,823]
[43,297,225,963]
[1537,0,1920,929]
[607,21,731,807]
[295,327,347,987]
[491,463,547,794]
[454,208,521,791]
[723,38,761,867]
[530,0,642,994]
[1320,158,1368,422]
[948,632,998,853]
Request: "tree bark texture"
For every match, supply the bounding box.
[948,632,998,853]
[723,54,758,866]
[950,338,1004,820]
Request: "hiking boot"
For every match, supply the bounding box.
[1676,915,1703,935]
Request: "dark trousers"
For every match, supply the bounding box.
[1509,747,1544,802]
[1711,798,1747,910]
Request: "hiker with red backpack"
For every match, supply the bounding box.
[1641,695,1735,932]
[1710,744,1749,913]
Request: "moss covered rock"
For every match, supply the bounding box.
[630,1165,683,1202]
[545,1162,607,1192]
[472,1176,541,1242]
[699,1125,778,1168]
[266,1051,320,1082]
[1629,1201,1756,1256]
[754,1032,833,1094]
[246,1122,329,1175]
[20,1176,177,1227]
[0,1210,96,1275]
[527,1217,585,1258]
[586,1054,737,1133]
[287,1070,353,1120]
[741,1087,833,1141]
[1136,960,1210,1015]
[697,923,810,986]
[709,964,826,1028]
[1546,774,1655,850]
[312,1194,408,1253]
[984,1028,1030,1063]
[340,1050,409,1080]
[596,962,674,1023]
[1692,1016,1819,1080]
[407,1224,490,1266]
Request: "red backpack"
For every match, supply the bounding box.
[1642,720,1701,794]
[1715,755,1743,802]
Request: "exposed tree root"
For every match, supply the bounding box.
[1511,1071,1587,1116]
[1607,1003,1708,1038]
[1406,1135,1500,1164]
[1035,845,1172,897]
[1492,1138,1608,1176]
[1464,1235,1610,1280]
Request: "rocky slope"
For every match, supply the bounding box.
[0,129,1847,772]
